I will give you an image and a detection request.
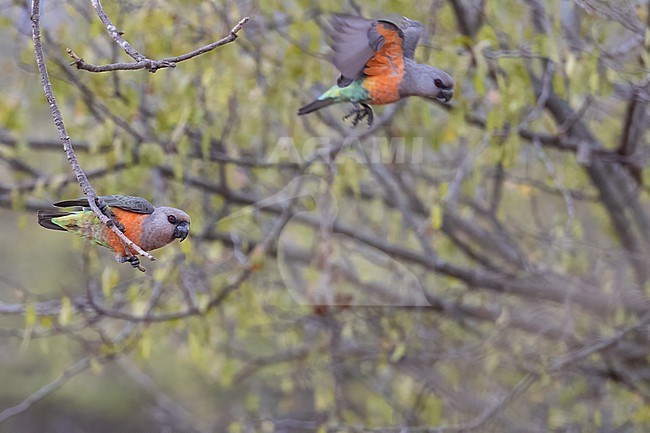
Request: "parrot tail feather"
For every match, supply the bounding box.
[53,198,90,208]
[37,210,73,231]
[298,98,336,116]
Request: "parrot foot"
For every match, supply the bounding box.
[96,197,125,232]
[343,102,374,128]
[117,255,145,272]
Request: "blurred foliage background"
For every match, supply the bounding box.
[1,0,650,432]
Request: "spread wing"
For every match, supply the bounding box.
[54,195,155,214]
[401,17,422,59]
[327,15,405,84]
[362,20,405,77]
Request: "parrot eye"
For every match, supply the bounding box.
[167,215,177,224]
[434,79,444,88]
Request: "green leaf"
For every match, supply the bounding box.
[25,303,37,328]
[139,330,152,360]
[389,343,406,363]
[430,204,443,230]
[59,296,72,326]
[102,268,119,298]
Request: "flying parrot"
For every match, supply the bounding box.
[37,195,190,270]
[298,15,454,127]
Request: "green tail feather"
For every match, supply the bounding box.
[298,81,370,115]
[38,210,111,249]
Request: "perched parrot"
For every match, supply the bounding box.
[298,15,454,127]
[37,195,190,269]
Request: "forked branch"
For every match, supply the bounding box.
[67,0,249,73]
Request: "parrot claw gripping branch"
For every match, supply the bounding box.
[96,197,126,233]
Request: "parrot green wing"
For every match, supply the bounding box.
[54,195,156,214]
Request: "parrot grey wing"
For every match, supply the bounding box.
[54,195,155,214]
[401,17,423,59]
[327,15,386,84]
[102,195,156,214]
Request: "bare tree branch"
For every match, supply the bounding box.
[30,0,153,266]
[67,6,249,73]
[0,357,92,423]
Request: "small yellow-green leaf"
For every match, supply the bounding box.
[438,182,449,198]
[102,268,119,298]
[197,293,210,313]
[188,332,202,362]
[228,422,243,433]
[389,343,406,363]
[553,73,566,98]
[140,330,152,360]
[90,358,103,374]
[25,303,37,328]
[594,409,602,427]
[430,204,443,230]
[40,316,53,330]
[565,52,577,78]
[59,296,72,326]
[589,71,599,94]
[633,404,650,423]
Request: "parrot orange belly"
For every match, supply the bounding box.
[105,208,148,256]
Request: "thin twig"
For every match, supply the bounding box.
[30,0,153,265]
[68,12,249,73]
[83,267,252,322]
[117,358,209,433]
[319,372,537,432]
[91,0,145,62]
[0,357,92,423]
[550,312,650,372]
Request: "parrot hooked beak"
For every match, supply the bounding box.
[173,221,190,242]
[436,89,454,103]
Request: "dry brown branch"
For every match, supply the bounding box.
[0,357,93,423]
[67,4,249,73]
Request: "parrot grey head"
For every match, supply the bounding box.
[401,63,454,103]
[139,206,191,251]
